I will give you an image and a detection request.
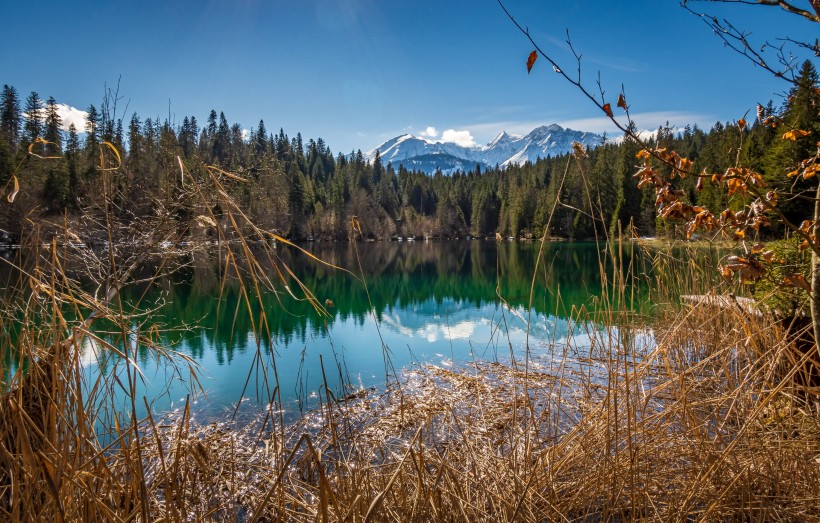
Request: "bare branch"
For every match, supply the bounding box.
[778,36,820,57]
[683,3,804,82]
[497,1,700,179]
[685,0,820,22]
[495,1,641,142]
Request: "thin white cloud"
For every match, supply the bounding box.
[421,126,438,138]
[460,110,716,145]
[440,129,476,147]
[557,111,715,134]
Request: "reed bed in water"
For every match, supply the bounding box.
[1,150,819,521]
[127,252,820,521]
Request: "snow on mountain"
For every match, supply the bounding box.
[364,124,604,174]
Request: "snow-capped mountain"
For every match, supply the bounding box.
[365,124,604,174]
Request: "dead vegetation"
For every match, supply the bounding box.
[120,281,820,521]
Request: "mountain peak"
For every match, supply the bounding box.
[530,123,564,135]
[487,131,512,148]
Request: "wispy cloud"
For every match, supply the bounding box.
[557,110,716,134]
[584,55,645,73]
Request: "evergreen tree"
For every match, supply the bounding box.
[1,85,21,149]
[127,113,143,170]
[611,127,645,235]
[84,105,100,150]
[230,123,244,165]
[23,91,44,146]
[114,118,124,148]
[179,116,194,157]
[207,110,217,137]
[189,116,198,146]
[42,98,70,210]
[43,97,62,156]
[0,133,12,187]
[65,123,80,202]
[212,111,230,164]
[255,119,267,156]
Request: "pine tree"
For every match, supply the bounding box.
[0,133,12,187]
[207,110,217,137]
[189,116,198,146]
[23,91,44,146]
[43,99,70,211]
[65,123,80,202]
[179,116,192,157]
[114,118,124,148]
[128,113,143,170]
[43,97,63,156]
[212,111,230,164]
[44,160,71,210]
[255,119,267,156]
[84,105,100,150]
[1,85,21,150]
[276,128,290,164]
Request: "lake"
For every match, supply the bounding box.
[7,240,654,422]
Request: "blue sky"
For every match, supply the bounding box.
[1,1,817,153]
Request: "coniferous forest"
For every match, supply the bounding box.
[1,61,818,244]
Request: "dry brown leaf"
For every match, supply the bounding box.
[526,51,537,73]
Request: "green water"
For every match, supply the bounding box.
[56,240,652,420]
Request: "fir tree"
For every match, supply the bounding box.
[84,105,100,150]
[43,99,70,211]
[1,85,21,149]
[65,123,80,202]
[23,91,44,146]
[212,111,230,164]
[255,119,267,156]
[43,97,62,156]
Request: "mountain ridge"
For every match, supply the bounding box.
[364,124,604,174]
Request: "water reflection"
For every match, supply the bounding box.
[74,241,653,418]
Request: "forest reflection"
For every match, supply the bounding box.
[115,241,649,365]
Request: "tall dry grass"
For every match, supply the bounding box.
[1,146,819,522]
